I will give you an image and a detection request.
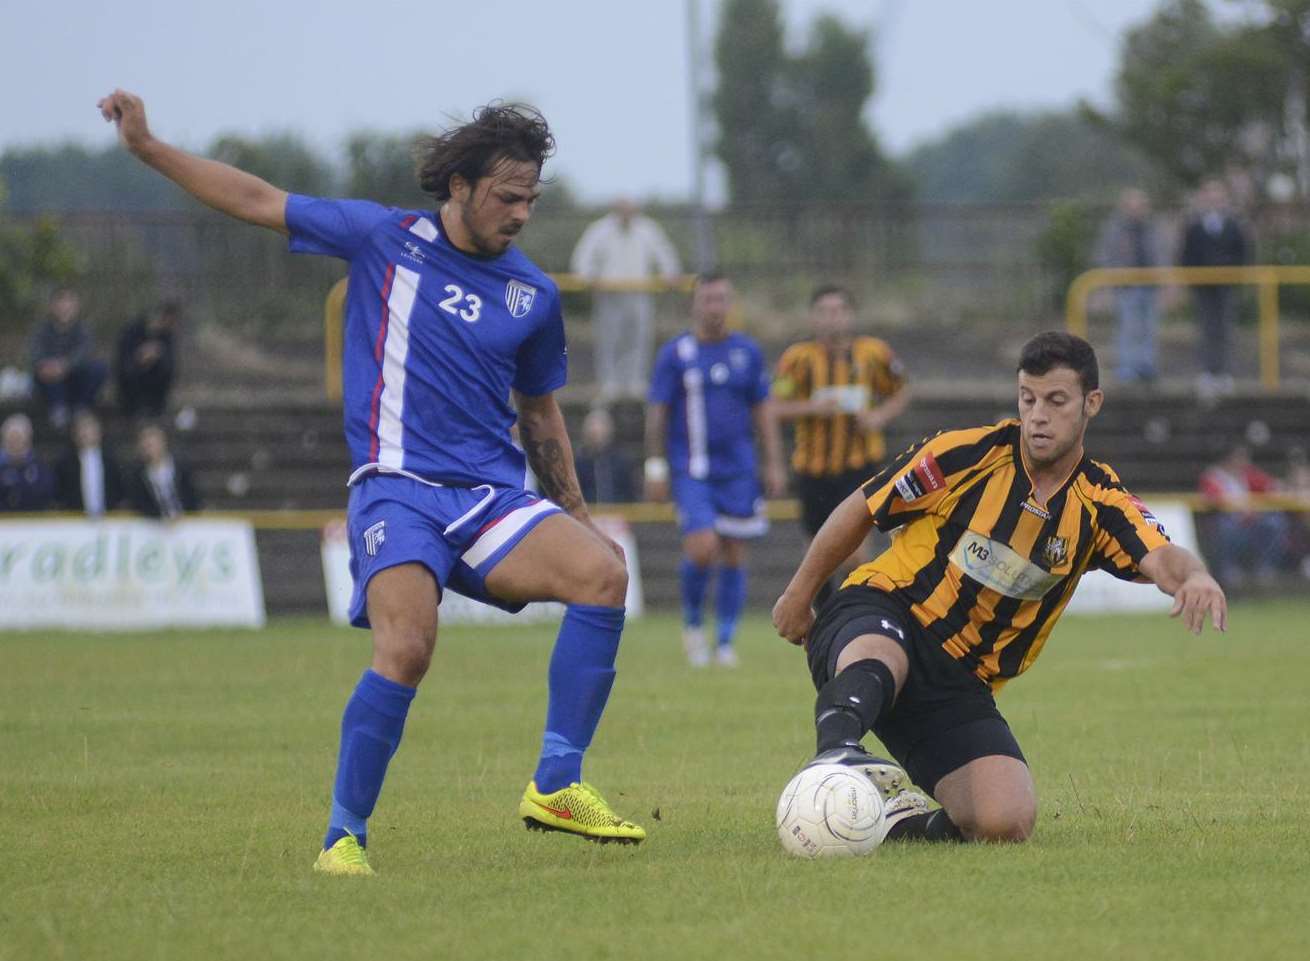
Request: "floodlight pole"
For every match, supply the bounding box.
[688,0,715,271]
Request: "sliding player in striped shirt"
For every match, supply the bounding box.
[773,332,1227,843]
[99,89,645,875]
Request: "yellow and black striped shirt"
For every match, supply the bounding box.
[843,420,1169,692]
[773,337,906,477]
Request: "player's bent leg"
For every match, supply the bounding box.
[808,633,911,795]
[317,564,437,875]
[483,513,626,607]
[932,755,1037,843]
[481,515,645,843]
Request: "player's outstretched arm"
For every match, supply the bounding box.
[1139,544,1228,635]
[772,489,875,645]
[97,89,288,235]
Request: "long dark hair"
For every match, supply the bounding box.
[415,103,555,201]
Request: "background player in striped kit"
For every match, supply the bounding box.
[98,88,645,875]
[645,274,787,667]
[772,285,909,607]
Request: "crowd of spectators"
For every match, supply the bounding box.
[1095,175,1252,399]
[0,288,199,519]
[1197,443,1310,587]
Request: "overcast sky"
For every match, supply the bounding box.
[3,0,1173,202]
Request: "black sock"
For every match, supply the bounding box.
[813,658,895,753]
[885,809,964,843]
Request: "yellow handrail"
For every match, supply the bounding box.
[1066,265,1310,390]
[323,274,697,400]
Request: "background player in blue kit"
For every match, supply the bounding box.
[98,89,645,875]
[644,274,787,667]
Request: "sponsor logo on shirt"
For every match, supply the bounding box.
[949,530,1063,600]
[505,280,537,319]
[894,451,945,503]
[402,241,426,265]
[1129,494,1167,535]
[1020,500,1051,520]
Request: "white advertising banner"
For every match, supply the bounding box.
[321,514,644,626]
[1065,501,1199,614]
[0,518,266,630]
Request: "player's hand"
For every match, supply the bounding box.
[97,89,153,155]
[809,396,842,416]
[772,588,815,647]
[1170,571,1227,634]
[764,461,788,499]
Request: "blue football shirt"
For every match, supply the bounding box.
[649,331,770,480]
[286,195,566,489]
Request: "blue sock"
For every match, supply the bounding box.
[533,604,624,793]
[323,669,416,850]
[680,558,711,628]
[715,566,746,649]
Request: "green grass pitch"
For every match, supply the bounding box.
[4,601,1309,961]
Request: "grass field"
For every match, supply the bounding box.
[4,602,1309,961]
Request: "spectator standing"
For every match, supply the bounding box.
[0,413,55,512]
[574,407,637,504]
[570,198,681,402]
[28,289,109,428]
[127,423,200,519]
[1179,179,1249,396]
[1095,188,1164,384]
[1198,444,1288,587]
[54,411,125,516]
[116,299,181,418]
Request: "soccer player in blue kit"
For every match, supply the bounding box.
[98,89,645,874]
[644,274,787,667]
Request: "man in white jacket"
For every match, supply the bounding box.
[571,199,681,402]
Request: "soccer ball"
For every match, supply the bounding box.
[776,762,885,858]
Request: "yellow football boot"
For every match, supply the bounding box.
[313,833,375,877]
[519,780,646,844]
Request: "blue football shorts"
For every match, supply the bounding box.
[345,472,561,628]
[671,471,768,539]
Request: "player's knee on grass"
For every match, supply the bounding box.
[954,799,1036,843]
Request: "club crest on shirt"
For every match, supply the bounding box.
[363,521,386,557]
[505,279,537,319]
[1041,535,1069,568]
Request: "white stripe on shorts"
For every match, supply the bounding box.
[460,499,559,569]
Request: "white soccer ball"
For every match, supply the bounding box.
[776,762,885,858]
